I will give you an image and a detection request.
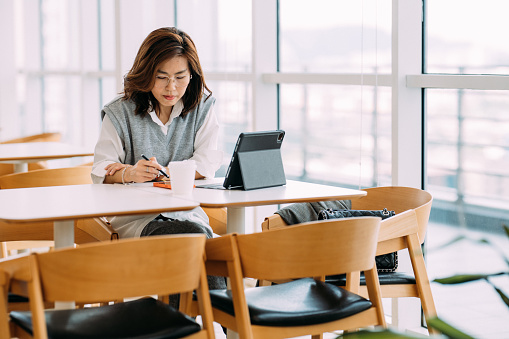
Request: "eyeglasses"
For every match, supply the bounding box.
[154,74,192,88]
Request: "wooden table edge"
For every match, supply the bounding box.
[0,205,198,224]
[197,192,367,208]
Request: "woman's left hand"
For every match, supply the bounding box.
[105,162,129,176]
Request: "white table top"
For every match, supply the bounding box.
[0,142,93,163]
[0,184,199,223]
[133,178,367,208]
[134,178,367,241]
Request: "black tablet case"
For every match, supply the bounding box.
[223,130,286,190]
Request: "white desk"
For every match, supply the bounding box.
[0,142,93,173]
[0,184,199,309]
[0,184,199,249]
[134,179,367,234]
[134,179,366,339]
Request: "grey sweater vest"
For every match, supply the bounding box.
[102,95,215,166]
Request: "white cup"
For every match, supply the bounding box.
[168,160,196,195]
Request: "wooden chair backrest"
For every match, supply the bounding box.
[211,217,380,281]
[262,186,432,247]
[352,186,432,245]
[0,166,117,249]
[202,207,227,235]
[1,236,214,339]
[0,132,61,144]
[205,218,385,338]
[0,132,62,176]
[0,166,92,189]
[261,213,287,231]
[31,235,206,303]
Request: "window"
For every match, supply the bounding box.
[279,0,391,73]
[426,0,509,75]
[280,84,392,188]
[427,89,509,212]
[177,0,252,73]
[279,0,392,188]
[3,2,508,334]
[13,0,117,148]
[177,0,252,174]
[424,1,509,336]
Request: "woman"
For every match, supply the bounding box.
[91,27,225,298]
[92,27,222,239]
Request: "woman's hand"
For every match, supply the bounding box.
[104,162,129,176]
[124,156,166,183]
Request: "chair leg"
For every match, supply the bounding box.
[345,271,361,294]
[11,319,31,339]
[257,279,272,287]
[364,267,387,328]
[158,294,170,304]
[407,234,438,335]
[179,292,194,315]
[0,243,7,259]
[0,279,9,339]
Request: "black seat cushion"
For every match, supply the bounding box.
[10,297,201,339]
[8,293,29,303]
[326,272,416,286]
[209,278,372,327]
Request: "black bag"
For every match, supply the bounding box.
[318,208,398,272]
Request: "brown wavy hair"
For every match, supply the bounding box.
[123,27,212,116]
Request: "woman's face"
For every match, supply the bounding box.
[151,56,191,112]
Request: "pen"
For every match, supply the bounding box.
[141,154,169,178]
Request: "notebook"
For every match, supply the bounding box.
[196,130,286,190]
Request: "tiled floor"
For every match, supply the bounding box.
[426,222,509,339]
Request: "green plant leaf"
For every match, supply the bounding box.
[427,317,475,339]
[337,328,429,338]
[493,286,509,308]
[434,273,498,284]
[477,238,490,245]
[430,231,509,267]
[476,236,509,266]
[427,235,467,252]
[483,279,509,310]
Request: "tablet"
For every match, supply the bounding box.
[197,130,286,190]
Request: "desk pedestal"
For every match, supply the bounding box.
[53,220,74,249]
[54,220,76,309]
[225,207,246,339]
[14,163,28,173]
[226,206,246,234]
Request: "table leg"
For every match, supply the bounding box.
[226,206,245,234]
[225,207,246,339]
[14,163,28,173]
[53,220,75,309]
[54,220,75,249]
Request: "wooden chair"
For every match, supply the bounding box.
[0,166,118,255]
[0,254,31,338]
[0,133,62,176]
[193,217,385,339]
[0,166,118,313]
[202,207,227,235]
[261,186,438,334]
[0,133,61,144]
[0,235,215,339]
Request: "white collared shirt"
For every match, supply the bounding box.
[91,100,222,238]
